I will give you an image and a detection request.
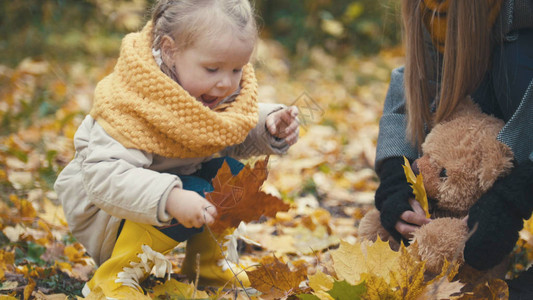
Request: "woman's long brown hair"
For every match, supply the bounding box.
[402,0,496,147]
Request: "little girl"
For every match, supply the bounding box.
[54,0,299,298]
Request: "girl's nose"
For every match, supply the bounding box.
[216,74,232,89]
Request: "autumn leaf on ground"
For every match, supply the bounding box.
[417,276,464,300]
[150,278,209,299]
[359,273,399,300]
[402,156,430,218]
[205,157,290,233]
[247,255,308,299]
[327,280,366,300]
[389,244,427,299]
[308,270,334,293]
[462,279,508,300]
[331,238,400,285]
[0,250,15,281]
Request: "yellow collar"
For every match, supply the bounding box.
[90,22,258,158]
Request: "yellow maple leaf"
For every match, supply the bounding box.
[402,156,430,218]
[331,238,401,285]
[360,273,400,300]
[150,279,209,299]
[389,245,426,299]
[309,270,335,293]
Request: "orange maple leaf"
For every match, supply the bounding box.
[246,256,308,299]
[205,157,290,233]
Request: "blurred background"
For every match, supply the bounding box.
[1,0,401,67]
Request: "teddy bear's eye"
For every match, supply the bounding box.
[439,168,448,178]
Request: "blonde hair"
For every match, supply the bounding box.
[402,0,496,147]
[151,0,257,51]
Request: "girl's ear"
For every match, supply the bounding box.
[160,35,176,62]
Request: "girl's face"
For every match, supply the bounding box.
[162,31,254,109]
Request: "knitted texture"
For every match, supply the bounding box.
[90,22,258,158]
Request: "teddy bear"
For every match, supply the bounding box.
[358,97,514,277]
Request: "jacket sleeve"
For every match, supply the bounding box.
[81,119,181,225]
[375,67,418,169]
[220,102,290,158]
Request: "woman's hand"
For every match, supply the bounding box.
[266,106,299,145]
[395,198,431,239]
[165,188,217,228]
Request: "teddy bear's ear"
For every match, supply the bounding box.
[477,141,514,192]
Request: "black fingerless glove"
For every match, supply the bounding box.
[375,157,414,244]
[464,159,533,270]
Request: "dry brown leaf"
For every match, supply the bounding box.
[32,291,68,300]
[247,256,307,299]
[469,279,508,299]
[206,157,290,233]
[417,276,464,300]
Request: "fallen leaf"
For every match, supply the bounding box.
[64,243,89,265]
[32,291,68,299]
[23,278,36,300]
[470,279,508,300]
[331,238,400,285]
[359,273,399,300]
[417,276,464,300]
[389,245,426,299]
[247,255,307,299]
[0,281,18,291]
[308,270,334,293]
[150,278,209,299]
[326,280,366,300]
[206,157,290,233]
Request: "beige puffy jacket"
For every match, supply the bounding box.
[54,102,288,265]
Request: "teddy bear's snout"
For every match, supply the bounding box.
[412,160,420,175]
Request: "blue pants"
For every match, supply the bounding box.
[156,157,244,242]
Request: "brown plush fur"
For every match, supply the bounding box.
[359,98,514,276]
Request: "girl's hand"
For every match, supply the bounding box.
[166,188,217,228]
[395,198,431,239]
[266,106,299,145]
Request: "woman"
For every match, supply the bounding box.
[373,0,533,297]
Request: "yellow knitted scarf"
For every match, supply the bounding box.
[90,22,258,158]
[421,0,503,52]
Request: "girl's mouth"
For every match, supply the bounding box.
[200,94,219,108]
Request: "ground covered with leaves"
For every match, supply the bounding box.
[1,38,533,300]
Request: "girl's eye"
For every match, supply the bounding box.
[233,68,243,73]
[206,68,218,73]
[439,168,448,178]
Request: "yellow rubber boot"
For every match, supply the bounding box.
[181,227,251,288]
[84,220,179,299]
